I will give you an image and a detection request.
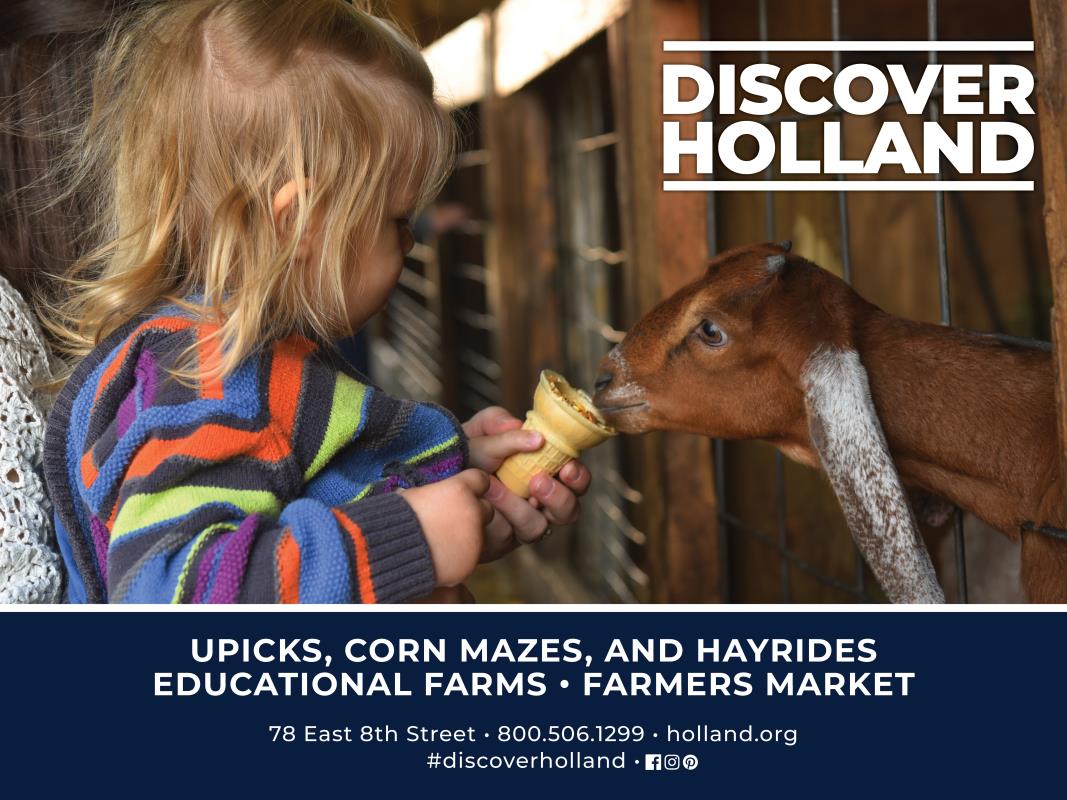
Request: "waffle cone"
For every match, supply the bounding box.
[496,371,616,498]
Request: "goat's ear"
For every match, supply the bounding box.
[766,254,788,274]
[801,348,945,603]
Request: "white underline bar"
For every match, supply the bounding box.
[664,180,1034,192]
[663,40,1034,52]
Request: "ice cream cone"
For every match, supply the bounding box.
[496,370,617,499]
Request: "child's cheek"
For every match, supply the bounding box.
[344,224,409,327]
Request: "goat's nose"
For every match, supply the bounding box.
[594,372,614,392]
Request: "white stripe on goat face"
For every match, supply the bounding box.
[802,347,945,604]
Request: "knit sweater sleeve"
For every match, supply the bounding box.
[0,276,62,603]
[45,320,462,604]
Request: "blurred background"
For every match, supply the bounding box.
[374,0,1050,603]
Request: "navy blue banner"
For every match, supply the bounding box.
[1,611,1062,794]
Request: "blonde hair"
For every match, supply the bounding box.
[48,0,455,381]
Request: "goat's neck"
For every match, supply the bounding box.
[853,310,1062,533]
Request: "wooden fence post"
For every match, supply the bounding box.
[1030,0,1067,501]
[618,0,722,602]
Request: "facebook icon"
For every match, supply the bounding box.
[645,754,662,771]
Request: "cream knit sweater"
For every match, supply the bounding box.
[0,275,61,603]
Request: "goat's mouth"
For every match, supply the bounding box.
[597,401,649,414]
[594,400,651,433]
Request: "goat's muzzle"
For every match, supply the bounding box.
[592,356,651,433]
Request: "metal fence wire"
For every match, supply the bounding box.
[548,37,650,603]
[379,237,444,404]
[437,109,502,421]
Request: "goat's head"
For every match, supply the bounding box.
[595,241,945,603]
[594,241,850,455]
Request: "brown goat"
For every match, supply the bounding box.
[593,242,1066,603]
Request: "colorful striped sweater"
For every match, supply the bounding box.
[42,308,468,604]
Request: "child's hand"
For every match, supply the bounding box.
[464,406,546,471]
[400,469,492,586]
[463,407,592,556]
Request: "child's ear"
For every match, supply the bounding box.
[272,178,316,259]
[272,179,302,227]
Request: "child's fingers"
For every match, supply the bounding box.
[479,498,494,526]
[558,460,592,496]
[469,429,544,470]
[529,472,581,526]
[481,408,524,436]
[480,508,519,563]
[455,468,491,497]
[464,406,523,438]
[486,476,550,544]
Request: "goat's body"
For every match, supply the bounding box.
[596,242,1065,602]
[855,310,1065,600]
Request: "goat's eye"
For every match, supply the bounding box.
[696,319,727,347]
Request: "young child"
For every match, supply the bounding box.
[42,0,590,603]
